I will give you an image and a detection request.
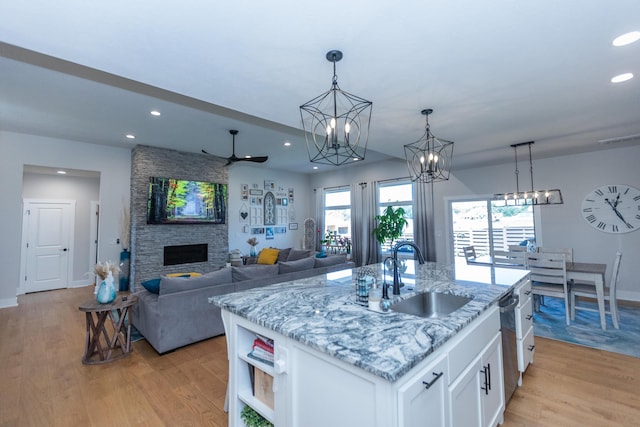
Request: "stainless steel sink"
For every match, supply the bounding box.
[390,292,473,318]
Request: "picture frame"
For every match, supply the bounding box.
[289,223,298,230]
[251,227,265,234]
[265,227,275,239]
[249,189,263,196]
[281,198,288,206]
[275,226,286,234]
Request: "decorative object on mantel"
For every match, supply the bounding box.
[404,108,454,183]
[300,49,373,166]
[493,141,563,206]
[247,237,259,257]
[119,202,131,291]
[93,261,120,304]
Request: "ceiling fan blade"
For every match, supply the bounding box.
[239,156,269,163]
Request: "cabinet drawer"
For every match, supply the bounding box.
[515,279,532,305]
[515,297,533,340]
[517,326,535,373]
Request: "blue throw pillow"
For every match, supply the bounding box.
[141,278,161,294]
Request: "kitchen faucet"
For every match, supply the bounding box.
[384,241,425,298]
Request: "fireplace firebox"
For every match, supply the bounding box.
[163,244,208,266]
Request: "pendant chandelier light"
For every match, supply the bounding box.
[404,108,454,183]
[493,141,563,206]
[300,50,372,166]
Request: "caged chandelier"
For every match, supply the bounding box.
[300,50,372,166]
[404,108,454,183]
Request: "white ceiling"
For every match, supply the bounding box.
[1,1,639,175]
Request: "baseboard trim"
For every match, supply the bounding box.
[0,297,18,309]
[617,290,640,303]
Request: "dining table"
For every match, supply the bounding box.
[466,256,609,330]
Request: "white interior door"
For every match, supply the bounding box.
[22,200,75,293]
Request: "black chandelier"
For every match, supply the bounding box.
[493,141,563,206]
[300,50,372,166]
[404,109,454,183]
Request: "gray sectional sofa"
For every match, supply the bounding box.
[130,250,354,354]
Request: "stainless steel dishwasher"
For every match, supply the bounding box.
[499,290,519,404]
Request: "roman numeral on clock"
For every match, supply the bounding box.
[597,222,606,230]
[586,214,596,223]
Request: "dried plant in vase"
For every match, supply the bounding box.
[93,260,121,281]
[247,237,259,257]
[93,261,121,303]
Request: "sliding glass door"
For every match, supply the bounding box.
[450,198,536,262]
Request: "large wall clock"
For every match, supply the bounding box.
[581,184,640,233]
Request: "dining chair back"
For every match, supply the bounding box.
[493,250,527,269]
[527,252,570,325]
[507,245,527,252]
[536,247,573,263]
[570,252,622,329]
[462,246,477,263]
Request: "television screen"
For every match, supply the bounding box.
[147,177,227,224]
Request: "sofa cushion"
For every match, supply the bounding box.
[141,277,161,294]
[287,249,314,261]
[277,247,292,263]
[314,254,348,268]
[257,248,280,265]
[232,264,280,282]
[279,256,316,274]
[159,268,232,295]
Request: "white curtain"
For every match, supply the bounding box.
[313,188,325,251]
[413,180,436,261]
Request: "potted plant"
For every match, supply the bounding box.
[373,206,408,249]
[240,405,273,427]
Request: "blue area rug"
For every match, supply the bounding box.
[533,297,640,358]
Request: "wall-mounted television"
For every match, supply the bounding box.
[147,177,227,224]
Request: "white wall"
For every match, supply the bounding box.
[309,145,640,301]
[228,164,311,255]
[0,131,131,307]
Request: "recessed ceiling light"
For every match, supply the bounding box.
[125,134,136,139]
[244,155,252,159]
[57,170,67,175]
[150,110,161,116]
[611,73,634,83]
[284,141,291,147]
[613,31,640,47]
[312,166,319,170]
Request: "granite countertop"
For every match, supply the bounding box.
[210,261,529,382]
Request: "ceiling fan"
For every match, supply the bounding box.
[202,129,269,166]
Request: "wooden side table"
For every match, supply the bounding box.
[78,294,138,365]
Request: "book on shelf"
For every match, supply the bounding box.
[253,338,274,354]
[247,350,274,366]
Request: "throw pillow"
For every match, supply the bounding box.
[287,249,313,261]
[279,256,315,274]
[232,264,280,282]
[258,248,280,265]
[277,248,292,263]
[166,272,202,278]
[314,254,348,268]
[141,278,161,294]
[159,268,232,295]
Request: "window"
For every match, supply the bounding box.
[323,188,351,252]
[378,181,414,254]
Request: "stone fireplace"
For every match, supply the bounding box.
[129,145,228,289]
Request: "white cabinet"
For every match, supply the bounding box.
[398,353,449,427]
[449,333,504,427]
[513,278,534,383]
[223,305,502,427]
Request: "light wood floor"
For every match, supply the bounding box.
[1,287,638,426]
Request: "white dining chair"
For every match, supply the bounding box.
[570,252,622,329]
[493,250,527,269]
[527,252,570,325]
[536,247,573,263]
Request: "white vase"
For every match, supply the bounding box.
[96,271,117,304]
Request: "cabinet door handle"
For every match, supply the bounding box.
[526,314,533,320]
[524,290,532,295]
[422,371,443,389]
[480,367,489,395]
[487,363,491,391]
[528,344,535,352]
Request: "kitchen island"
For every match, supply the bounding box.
[210,261,530,427]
